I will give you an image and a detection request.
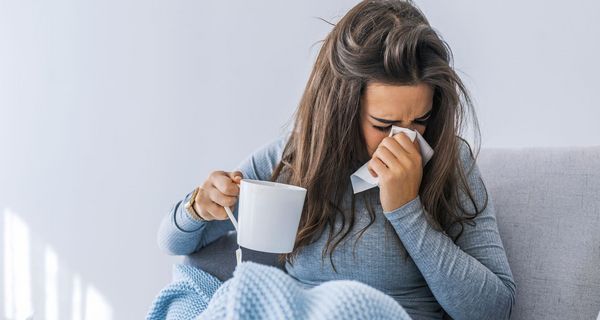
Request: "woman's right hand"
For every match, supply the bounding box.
[194,170,243,221]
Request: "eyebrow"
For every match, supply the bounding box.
[369,109,433,124]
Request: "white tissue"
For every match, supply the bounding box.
[350,126,434,194]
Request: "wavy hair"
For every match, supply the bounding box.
[270,0,488,271]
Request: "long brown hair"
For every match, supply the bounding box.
[271,0,487,271]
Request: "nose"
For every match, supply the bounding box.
[393,123,419,132]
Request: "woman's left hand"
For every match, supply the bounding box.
[367,132,423,212]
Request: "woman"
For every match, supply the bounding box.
[157,0,516,319]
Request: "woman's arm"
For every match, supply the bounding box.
[157,132,290,256]
[156,190,237,255]
[382,142,516,320]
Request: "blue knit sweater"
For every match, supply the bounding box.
[157,131,516,320]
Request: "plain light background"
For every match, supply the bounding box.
[1,0,598,319]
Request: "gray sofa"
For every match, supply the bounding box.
[183,146,600,320]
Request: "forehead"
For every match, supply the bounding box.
[361,82,433,117]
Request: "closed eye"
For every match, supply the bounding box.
[372,118,430,132]
[373,125,392,132]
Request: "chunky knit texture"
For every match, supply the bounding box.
[146,264,221,320]
[157,130,516,319]
[146,262,412,320]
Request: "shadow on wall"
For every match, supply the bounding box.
[2,208,113,320]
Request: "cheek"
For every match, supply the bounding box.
[364,129,387,156]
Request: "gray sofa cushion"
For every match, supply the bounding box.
[477,146,600,320]
[183,146,600,319]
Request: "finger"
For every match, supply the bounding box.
[392,134,422,168]
[211,172,240,196]
[229,171,243,184]
[367,157,379,177]
[392,132,416,153]
[382,137,413,169]
[207,185,238,208]
[368,167,378,178]
[207,204,228,220]
[379,136,408,161]
[367,161,378,177]
[392,132,419,155]
[202,198,228,220]
[369,156,388,178]
[201,177,212,190]
[380,136,415,170]
[373,145,400,169]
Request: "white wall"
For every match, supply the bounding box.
[418,0,600,148]
[1,0,598,319]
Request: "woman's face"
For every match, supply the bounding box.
[360,82,434,157]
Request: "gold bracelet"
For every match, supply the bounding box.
[185,187,206,222]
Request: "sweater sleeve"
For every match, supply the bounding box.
[382,140,516,320]
[157,132,290,256]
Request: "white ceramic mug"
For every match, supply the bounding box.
[224,179,307,254]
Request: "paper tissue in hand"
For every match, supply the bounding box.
[350,126,434,194]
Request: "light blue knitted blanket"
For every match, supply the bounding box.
[146,261,412,320]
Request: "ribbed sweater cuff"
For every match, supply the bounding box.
[175,193,208,232]
[382,195,423,220]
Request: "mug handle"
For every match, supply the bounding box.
[224,206,242,265]
[224,206,238,231]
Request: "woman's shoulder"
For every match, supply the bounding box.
[234,130,292,181]
[456,136,479,173]
[252,130,291,163]
[455,136,488,210]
